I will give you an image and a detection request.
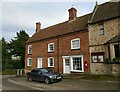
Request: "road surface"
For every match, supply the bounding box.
[2,75,37,92]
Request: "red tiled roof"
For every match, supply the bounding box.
[27,13,91,43]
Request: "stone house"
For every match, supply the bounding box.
[89,2,120,75]
[25,7,90,74]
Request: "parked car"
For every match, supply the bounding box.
[27,68,62,84]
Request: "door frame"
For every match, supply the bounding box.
[37,57,42,68]
[62,55,84,73]
[62,56,71,74]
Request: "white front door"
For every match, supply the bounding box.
[63,57,70,74]
[37,58,42,68]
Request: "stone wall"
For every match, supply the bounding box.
[89,18,119,46]
[90,63,120,76]
[89,18,119,75]
[112,64,120,76]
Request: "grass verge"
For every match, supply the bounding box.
[63,74,120,81]
[2,69,17,75]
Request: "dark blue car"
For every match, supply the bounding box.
[27,68,62,84]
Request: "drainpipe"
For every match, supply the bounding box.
[57,36,59,72]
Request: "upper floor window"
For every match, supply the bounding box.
[48,43,54,52]
[28,45,32,54]
[48,57,54,67]
[99,24,104,35]
[71,38,80,49]
[27,57,32,66]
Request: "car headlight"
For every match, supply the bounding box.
[49,75,56,79]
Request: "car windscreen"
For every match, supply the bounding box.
[40,69,48,73]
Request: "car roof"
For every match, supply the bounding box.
[33,68,47,71]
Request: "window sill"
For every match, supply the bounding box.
[48,51,54,53]
[92,62,104,63]
[71,48,80,50]
[27,65,32,67]
[71,70,84,72]
[48,66,54,67]
[27,54,32,55]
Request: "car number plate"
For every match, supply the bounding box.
[57,77,61,79]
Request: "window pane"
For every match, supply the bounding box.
[50,58,53,66]
[28,45,32,54]
[48,58,54,67]
[99,24,104,35]
[48,43,54,52]
[65,59,70,66]
[50,44,53,51]
[27,58,32,66]
[72,39,80,49]
[91,52,104,63]
[92,55,97,62]
[98,55,104,62]
[73,57,82,70]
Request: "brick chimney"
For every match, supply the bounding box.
[68,7,77,21]
[36,22,41,32]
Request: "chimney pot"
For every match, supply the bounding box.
[36,22,41,32]
[68,7,77,21]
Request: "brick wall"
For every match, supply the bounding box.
[25,30,90,73]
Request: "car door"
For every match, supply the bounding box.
[35,70,43,81]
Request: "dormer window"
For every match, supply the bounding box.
[71,38,80,50]
[28,45,32,54]
[48,43,54,52]
[99,24,104,35]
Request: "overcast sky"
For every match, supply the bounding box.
[1,0,110,42]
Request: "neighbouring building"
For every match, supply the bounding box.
[25,7,90,74]
[89,2,120,75]
[25,1,120,75]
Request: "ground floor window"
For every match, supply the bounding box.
[48,57,54,67]
[71,56,83,72]
[27,58,32,66]
[91,52,104,63]
[63,55,84,73]
[72,57,82,70]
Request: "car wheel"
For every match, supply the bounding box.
[28,76,32,81]
[45,77,50,84]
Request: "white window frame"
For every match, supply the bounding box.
[48,57,54,67]
[71,38,80,49]
[28,45,32,54]
[27,57,32,66]
[70,55,84,72]
[48,43,54,52]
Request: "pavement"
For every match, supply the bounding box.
[5,75,120,90]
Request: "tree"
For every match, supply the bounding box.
[8,30,29,69]
[1,37,11,70]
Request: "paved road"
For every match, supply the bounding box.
[2,75,37,91]
[1,75,120,91]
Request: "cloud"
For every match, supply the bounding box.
[1,0,110,3]
[2,1,108,42]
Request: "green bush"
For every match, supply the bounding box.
[105,58,120,64]
[2,69,17,75]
